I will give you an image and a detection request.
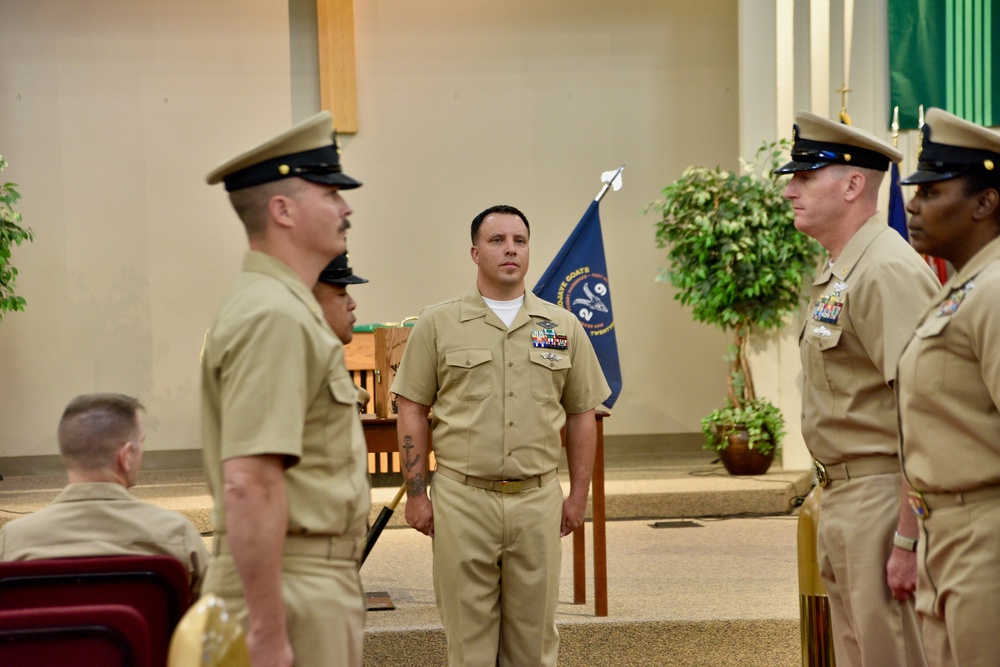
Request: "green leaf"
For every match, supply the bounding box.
[0,155,34,320]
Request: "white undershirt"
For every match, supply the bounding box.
[482,295,524,329]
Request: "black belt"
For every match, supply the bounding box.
[434,463,557,494]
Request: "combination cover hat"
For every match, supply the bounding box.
[206,111,362,192]
[775,111,903,174]
[900,107,1000,185]
[318,252,368,286]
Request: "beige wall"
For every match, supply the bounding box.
[0,0,738,458]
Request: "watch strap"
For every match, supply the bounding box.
[893,531,918,552]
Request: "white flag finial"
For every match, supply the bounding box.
[595,164,626,202]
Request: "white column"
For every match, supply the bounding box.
[740,0,812,471]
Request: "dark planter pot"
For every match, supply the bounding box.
[718,425,775,475]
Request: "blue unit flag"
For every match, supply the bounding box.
[888,161,909,241]
[533,200,622,408]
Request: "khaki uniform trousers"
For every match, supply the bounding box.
[203,553,365,667]
[818,473,926,667]
[917,498,1000,667]
[431,471,563,667]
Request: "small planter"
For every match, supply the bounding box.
[718,425,775,476]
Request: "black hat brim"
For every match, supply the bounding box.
[317,273,369,286]
[301,172,363,190]
[899,169,962,185]
[774,160,832,175]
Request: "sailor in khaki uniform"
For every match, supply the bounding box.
[0,393,209,597]
[780,112,937,667]
[391,205,610,667]
[898,108,1000,667]
[201,112,370,667]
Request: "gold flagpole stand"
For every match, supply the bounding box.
[798,486,836,666]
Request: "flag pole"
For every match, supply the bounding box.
[594,164,625,202]
[891,106,900,148]
[838,0,854,125]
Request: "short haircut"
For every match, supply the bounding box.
[228,178,305,237]
[827,164,886,200]
[961,171,1000,227]
[470,204,530,244]
[58,393,144,471]
[960,170,1000,197]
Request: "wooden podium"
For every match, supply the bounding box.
[361,412,609,617]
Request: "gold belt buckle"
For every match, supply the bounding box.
[499,480,523,494]
[908,490,929,518]
[814,460,830,488]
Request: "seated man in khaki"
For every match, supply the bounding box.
[0,393,209,596]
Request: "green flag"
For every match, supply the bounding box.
[889,0,1000,129]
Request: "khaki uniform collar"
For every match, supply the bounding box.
[52,482,134,504]
[243,251,327,326]
[814,215,887,285]
[943,233,1000,290]
[459,288,560,332]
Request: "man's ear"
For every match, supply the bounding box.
[843,171,866,202]
[268,193,296,230]
[116,441,133,474]
[470,245,479,265]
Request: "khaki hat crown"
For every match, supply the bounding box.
[900,108,1000,185]
[318,251,368,286]
[775,111,902,174]
[206,111,361,192]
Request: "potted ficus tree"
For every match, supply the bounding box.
[647,140,821,474]
[1,154,33,320]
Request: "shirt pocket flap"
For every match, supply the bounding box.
[802,323,844,351]
[915,315,950,338]
[445,348,493,369]
[529,352,573,371]
[328,373,360,406]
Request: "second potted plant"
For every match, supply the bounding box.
[648,140,820,474]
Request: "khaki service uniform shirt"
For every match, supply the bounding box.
[0,483,209,596]
[201,251,370,541]
[800,217,939,463]
[899,234,1000,493]
[391,288,610,478]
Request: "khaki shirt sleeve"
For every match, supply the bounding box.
[391,309,439,406]
[185,522,211,598]
[217,309,311,464]
[852,253,939,385]
[969,281,1000,409]
[561,317,612,414]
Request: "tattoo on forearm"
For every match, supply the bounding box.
[402,434,421,472]
[407,473,427,498]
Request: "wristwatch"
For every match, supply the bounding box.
[893,531,918,552]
